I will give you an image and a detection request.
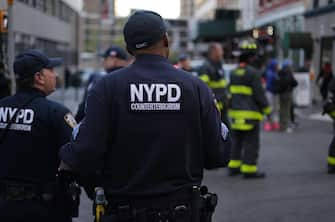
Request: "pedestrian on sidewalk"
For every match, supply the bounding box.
[264,59,280,131]
[317,62,333,101]
[176,53,198,76]
[278,59,298,133]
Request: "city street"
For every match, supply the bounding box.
[3,1,335,222]
[51,88,335,222]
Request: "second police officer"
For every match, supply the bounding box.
[227,41,271,179]
[59,10,230,222]
[0,50,76,222]
[76,46,129,122]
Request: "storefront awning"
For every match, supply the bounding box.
[283,32,313,50]
[196,20,236,42]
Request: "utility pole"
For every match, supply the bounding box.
[96,0,104,69]
[7,0,15,94]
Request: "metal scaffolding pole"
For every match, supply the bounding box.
[7,0,15,94]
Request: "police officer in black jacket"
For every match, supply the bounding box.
[75,46,129,122]
[59,10,230,222]
[0,50,74,222]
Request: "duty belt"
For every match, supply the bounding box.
[106,188,193,209]
[95,186,218,222]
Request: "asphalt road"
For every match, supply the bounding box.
[206,118,335,222]
[51,88,335,222]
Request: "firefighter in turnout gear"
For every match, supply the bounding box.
[323,78,335,174]
[228,41,271,179]
[198,43,230,127]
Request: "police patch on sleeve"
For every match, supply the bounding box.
[221,122,229,141]
[129,83,183,112]
[64,113,77,129]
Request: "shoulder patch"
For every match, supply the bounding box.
[64,113,77,129]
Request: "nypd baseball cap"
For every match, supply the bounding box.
[178,54,189,62]
[14,49,63,79]
[123,10,167,51]
[102,46,128,60]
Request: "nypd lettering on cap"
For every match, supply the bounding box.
[129,83,182,111]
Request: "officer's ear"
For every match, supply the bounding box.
[34,71,45,84]
[126,46,134,56]
[163,33,169,48]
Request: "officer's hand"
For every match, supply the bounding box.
[59,160,73,171]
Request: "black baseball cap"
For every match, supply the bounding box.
[102,46,128,60]
[14,49,63,79]
[123,10,167,51]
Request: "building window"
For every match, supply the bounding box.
[58,2,71,22]
[180,42,187,48]
[313,0,319,8]
[35,0,46,12]
[180,31,188,38]
[266,0,272,7]
[18,0,29,4]
[31,0,36,8]
[259,0,265,7]
[45,1,55,15]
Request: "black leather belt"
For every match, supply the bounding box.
[101,188,194,222]
[101,204,190,222]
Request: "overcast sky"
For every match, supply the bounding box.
[115,0,180,18]
[63,0,83,11]
[62,0,180,19]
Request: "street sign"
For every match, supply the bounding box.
[293,72,311,107]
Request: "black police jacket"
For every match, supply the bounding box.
[75,66,124,123]
[60,54,230,197]
[0,88,73,183]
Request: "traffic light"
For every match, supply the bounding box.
[0,10,8,33]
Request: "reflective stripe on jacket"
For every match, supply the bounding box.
[229,64,271,130]
[198,60,228,111]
